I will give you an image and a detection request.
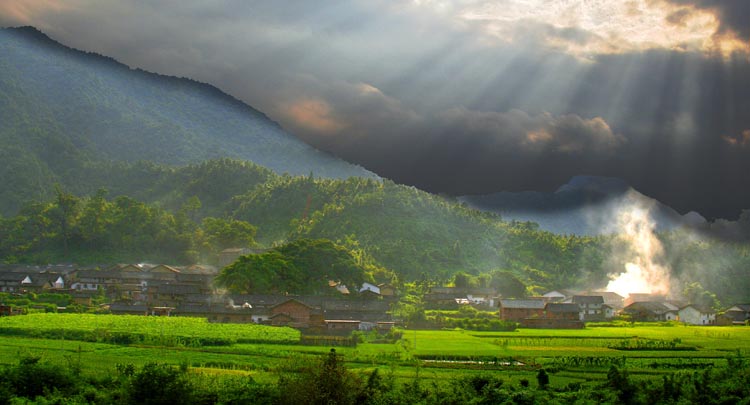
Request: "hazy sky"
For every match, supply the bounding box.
[1,0,749,219]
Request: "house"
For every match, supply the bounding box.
[21,275,55,292]
[572,295,605,321]
[270,299,313,328]
[147,284,209,307]
[622,301,675,322]
[378,283,396,297]
[70,290,96,306]
[359,282,381,295]
[722,304,750,325]
[376,321,395,331]
[588,291,625,309]
[360,289,381,300]
[542,291,567,302]
[499,299,546,321]
[465,288,497,306]
[109,302,149,315]
[325,320,361,334]
[0,273,26,292]
[520,303,584,329]
[149,264,182,274]
[197,304,256,324]
[425,287,497,308]
[623,293,667,307]
[601,304,617,319]
[320,299,392,324]
[679,305,716,325]
[545,303,580,320]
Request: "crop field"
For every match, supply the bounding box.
[1,314,748,389]
[0,313,300,346]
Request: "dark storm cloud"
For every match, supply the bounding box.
[663,0,750,41]
[1,1,750,219]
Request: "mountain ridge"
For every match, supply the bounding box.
[0,26,376,215]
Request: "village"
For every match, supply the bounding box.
[2,256,749,333]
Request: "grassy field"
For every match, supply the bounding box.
[1,314,748,389]
[0,313,300,345]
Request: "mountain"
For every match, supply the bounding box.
[0,26,375,215]
[459,175,707,235]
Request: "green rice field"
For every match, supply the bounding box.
[1,314,748,388]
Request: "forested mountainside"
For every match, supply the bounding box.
[0,26,374,215]
[2,159,749,304]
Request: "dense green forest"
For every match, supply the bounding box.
[0,26,373,215]
[0,186,258,264]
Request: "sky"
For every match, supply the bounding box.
[1,0,750,219]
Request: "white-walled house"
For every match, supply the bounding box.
[359,282,381,295]
[678,305,716,325]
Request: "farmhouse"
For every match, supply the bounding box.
[623,293,667,307]
[623,301,677,322]
[359,282,380,295]
[325,320,361,334]
[545,303,580,320]
[269,299,314,328]
[587,291,625,309]
[721,304,750,325]
[520,303,584,329]
[572,295,605,321]
[542,290,567,302]
[377,283,396,296]
[426,287,497,308]
[499,299,546,321]
[678,305,716,325]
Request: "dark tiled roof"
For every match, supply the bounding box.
[573,295,604,304]
[679,305,715,314]
[500,299,546,309]
[728,304,750,312]
[546,303,580,313]
[624,301,671,314]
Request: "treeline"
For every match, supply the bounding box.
[2,351,749,404]
[0,187,257,264]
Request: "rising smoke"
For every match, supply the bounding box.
[603,191,672,298]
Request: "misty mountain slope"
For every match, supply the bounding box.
[0,26,375,214]
[460,176,706,235]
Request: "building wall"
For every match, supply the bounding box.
[679,307,715,325]
[547,311,579,320]
[271,301,311,327]
[500,307,544,321]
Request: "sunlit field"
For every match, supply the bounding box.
[2,314,748,389]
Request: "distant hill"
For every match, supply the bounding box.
[459,176,707,235]
[0,26,375,215]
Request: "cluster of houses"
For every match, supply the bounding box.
[2,263,749,330]
[497,290,748,328]
[0,263,398,334]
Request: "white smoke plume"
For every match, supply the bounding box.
[604,191,672,298]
